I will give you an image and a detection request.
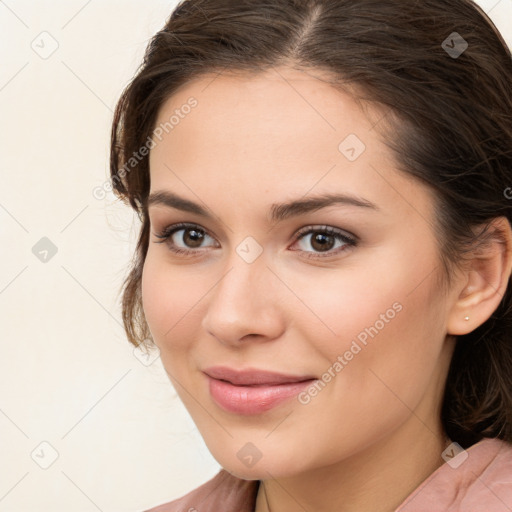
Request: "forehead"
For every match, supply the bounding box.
[148,67,436,230]
[150,67,384,179]
[152,66,375,145]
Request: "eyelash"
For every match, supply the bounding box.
[153,222,357,259]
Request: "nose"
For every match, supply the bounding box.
[201,255,286,347]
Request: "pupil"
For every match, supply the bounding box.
[312,233,334,252]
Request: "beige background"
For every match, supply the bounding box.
[1,1,511,510]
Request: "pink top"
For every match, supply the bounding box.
[145,437,512,511]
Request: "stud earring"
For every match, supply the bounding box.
[464,316,470,321]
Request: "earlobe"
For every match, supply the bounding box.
[446,217,512,336]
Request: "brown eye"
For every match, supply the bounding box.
[179,227,205,248]
[291,225,357,259]
[153,223,218,255]
[310,232,335,252]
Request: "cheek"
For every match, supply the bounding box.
[275,256,407,356]
[141,253,207,351]
[290,246,446,396]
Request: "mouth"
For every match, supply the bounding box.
[203,366,318,414]
[203,366,317,386]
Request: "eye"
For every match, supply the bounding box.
[152,222,357,259]
[290,225,357,259]
[153,222,218,255]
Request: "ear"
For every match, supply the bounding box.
[447,217,512,336]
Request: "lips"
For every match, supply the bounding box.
[203,366,317,386]
[203,366,318,415]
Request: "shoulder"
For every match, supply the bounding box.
[397,437,512,511]
[143,469,260,512]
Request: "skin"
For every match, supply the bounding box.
[141,66,512,512]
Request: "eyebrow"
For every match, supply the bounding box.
[147,190,379,223]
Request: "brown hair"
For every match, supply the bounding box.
[110,0,512,449]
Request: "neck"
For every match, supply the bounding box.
[255,421,450,512]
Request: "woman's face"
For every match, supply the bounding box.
[142,67,459,479]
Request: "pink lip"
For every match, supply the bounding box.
[203,366,317,415]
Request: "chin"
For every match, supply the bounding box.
[224,466,266,480]
[213,452,305,481]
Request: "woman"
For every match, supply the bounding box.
[110,0,512,510]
